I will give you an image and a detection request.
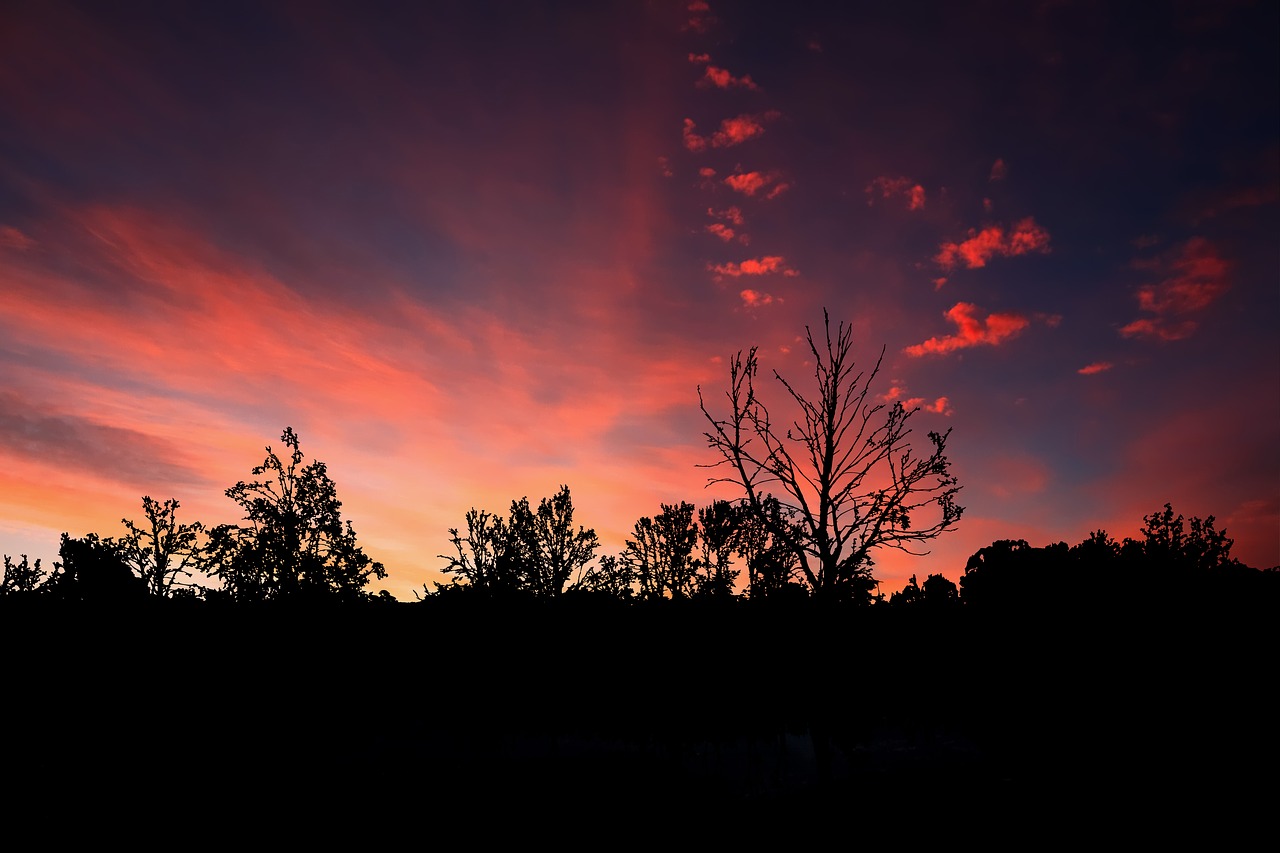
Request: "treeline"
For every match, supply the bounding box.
[1,426,1274,611]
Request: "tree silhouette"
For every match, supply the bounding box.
[119,496,206,597]
[205,427,385,602]
[44,532,145,601]
[1,554,46,597]
[623,502,701,600]
[700,310,963,601]
[509,486,600,597]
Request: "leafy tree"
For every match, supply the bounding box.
[45,532,145,602]
[119,496,206,597]
[439,507,524,595]
[1,554,46,597]
[735,494,800,600]
[205,427,385,602]
[696,500,742,598]
[700,310,963,601]
[623,502,700,600]
[1126,503,1236,573]
[509,486,600,597]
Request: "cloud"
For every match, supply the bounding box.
[684,1,716,34]
[0,393,210,489]
[1120,237,1228,341]
[708,206,744,225]
[0,226,36,250]
[710,255,790,277]
[1077,361,1113,375]
[739,289,775,308]
[723,171,788,198]
[904,302,1030,356]
[881,383,953,415]
[705,222,735,242]
[935,217,1051,270]
[700,65,761,91]
[687,53,711,64]
[682,112,780,151]
[866,176,926,211]
[989,158,1007,181]
[657,156,673,177]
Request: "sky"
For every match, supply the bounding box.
[1,0,1277,599]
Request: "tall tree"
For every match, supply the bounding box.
[699,310,963,601]
[623,502,700,600]
[509,486,600,597]
[119,496,205,597]
[205,427,385,602]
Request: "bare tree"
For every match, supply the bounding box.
[699,310,963,601]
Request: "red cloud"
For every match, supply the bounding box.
[723,171,768,195]
[739,289,774,308]
[710,255,789,277]
[700,65,760,91]
[990,158,1007,181]
[1077,362,1113,375]
[1120,237,1228,341]
[705,223,735,242]
[935,217,1051,270]
[688,53,711,64]
[683,112,779,151]
[865,176,926,211]
[881,383,953,416]
[905,302,1030,356]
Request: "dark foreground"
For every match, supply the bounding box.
[3,598,1271,843]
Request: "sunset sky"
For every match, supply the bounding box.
[2,0,1277,599]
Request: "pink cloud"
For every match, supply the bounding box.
[710,255,789,277]
[699,167,716,178]
[865,176,926,210]
[1120,237,1228,341]
[683,112,779,151]
[935,217,1051,270]
[705,222,735,242]
[990,158,1007,181]
[723,171,769,196]
[904,302,1030,356]
[687,53,711,64]
[1077,361,1113,375]
[739,289,774,308]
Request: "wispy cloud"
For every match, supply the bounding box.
[0,226,36,250]
[905,302,1030,356]
[989,158,1007,181]
[935,217,1051,270]
[866,176,925,210]
[1077,361,1113,375]
[881,382,953,415]
[1120,237,1228,341]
